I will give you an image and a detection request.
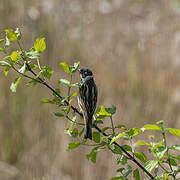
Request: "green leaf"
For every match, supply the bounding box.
[166,128,180,137]
[117,155,127,165]
[5,29,18,41]
[34,38,46,53]
[86,151,97,163]
[144,160,158,172]
[72,128,78,138]
[124,165,132,177]
[110,132,126,145]
[116,168,125,174]
[40,99,54,104]
[105,104,116,115]
[58,79,70,85]
[4,56,12,61]
[111,145,122,154]
[67,142,80,150]
[170,145,180,151]
[136,141,151,146]
[18,62,26,73]
[14,28,21,40]
[60,62,71,74]
[26,50,40,59]
[10,51,22,62]
[154,146,167,159]
[143,124,161,131]
[133,169,140,180]
[110,177,124,180]
[96,105,111,117]
[71,92,77,97]
[5,36,10,47]
[4,66,11,76]
[54,112,64,117]
[0,39,4,44]
[72,82,82,88]
[0,47,3,52]
[126,128,142,138]
[93,132,100,143]
[121,145,132,152]
[134,152,147,163]
[0,61,11,67]
[169,158,177,166]
[41,66,53,79]
[70,61,80,73]
[10,77,21,92]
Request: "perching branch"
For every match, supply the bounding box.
[23,59,155,180]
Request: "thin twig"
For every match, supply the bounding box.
[16,41,155,180]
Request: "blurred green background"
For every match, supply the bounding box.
[0,0,180,179]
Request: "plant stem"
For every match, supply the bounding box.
[162,128,175,178]
[110,116,115,136]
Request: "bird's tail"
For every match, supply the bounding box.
[84,115,92,140]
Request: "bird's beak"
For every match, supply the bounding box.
[78,69,81,72]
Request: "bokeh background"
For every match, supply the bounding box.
[0,0,180,179]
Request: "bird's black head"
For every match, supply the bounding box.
[78,68,93,78]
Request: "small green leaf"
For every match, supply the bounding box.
[96,105,111,117]
[154,146,167,159]
[14,28,21,40]
[93,132,100,143]
[5,36,10,47]
[72,82,81,88]
[136,141,151,146]
[170,145,180,151]
[4,56,11,61]
[111,145,122,155]
[166,128,180,137]
[117,168,125,174]
[0,47,3,51]
[117,155,127,165]
[86,151,97,163]
[41,66,53,79]
[0,61,11,67]
[26,50,40,59]
[169,158,177,166]
[133,169,140,180]
[144,160,158,172]
[58,79,70,85]
[72,128,78,138]
[126,128,142,138]
[60,62,71,74]
[124,165,132,177]
[67,142,80,150]
[134,152,147,163]
[5,29,18,41]
[122,145,132,152]
[105,104,116,115]
[18,62,26,73]
[0,39,4,44]
[10,77,21,92]
[72,92,77,97]
[41,99,54,104]
[54,112,64,117]
[110,132,126,145]
[143,124,161,131]
[34,38,46,53]
[10,51,22,62]
[70,61,80,73]
[4,66,11,76]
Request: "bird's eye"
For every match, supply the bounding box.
[84,72,88,75]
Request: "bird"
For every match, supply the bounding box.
[78,68,98,140]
